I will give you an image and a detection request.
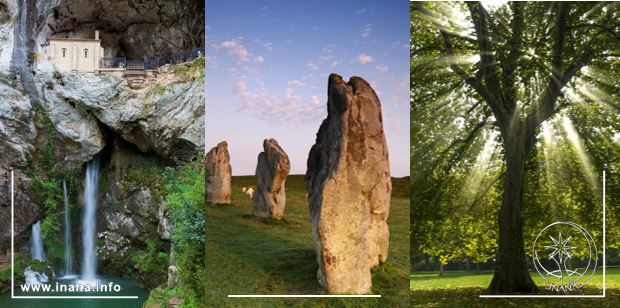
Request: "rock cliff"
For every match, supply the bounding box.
[0,0,204,293]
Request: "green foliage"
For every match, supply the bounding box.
[166,162,205,247]
[124,155,168,202]
[172,57,205,80]
[32,105,56,173]
[411,1,620,272]
[149,83,168,97]
[150,159,205,305]
[145,285,201,308]
[25,176,70,268]
[130,238,169,274]
[0,252,32,287]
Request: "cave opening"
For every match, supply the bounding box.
[40,1,204,60]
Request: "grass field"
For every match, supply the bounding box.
[205,175,410,307]
[410,267,620,307]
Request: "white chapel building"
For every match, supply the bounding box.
[43,30,104,73]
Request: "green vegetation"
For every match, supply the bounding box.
[410,268,620,307]
[130,238,169,276]
[0,252,30,291]
[411,1,619,293]
[172,57,205,81]
[144,159,205,307]
[31,105,57,173]
[205,175,410,307]
[149,83,168,97]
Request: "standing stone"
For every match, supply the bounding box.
[305,74,391,294]
[205,141,232,204]
[252,139,290,220]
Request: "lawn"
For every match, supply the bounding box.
[410,267,620,307]
[205,175,410,307]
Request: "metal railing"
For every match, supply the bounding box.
[99,48,204,72]
[100,57,127,69]
[126,60,146,70]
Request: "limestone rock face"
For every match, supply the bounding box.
[40,65,204,166]
[205,141,232,204]
[0,82,40,246]
[0,0,17,74]
[252,139,290,220]
[0,170,40,246]
[305,73,392,294]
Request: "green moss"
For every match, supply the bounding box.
[32,105,56,174]
[130,238,169,274]
[149,83,168,97]
[171,57,205,80]
[125,155,168,202]
[145,285,201,308]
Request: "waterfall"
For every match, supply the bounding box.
[24,267,48,285]
[63,180,73,277]
[30,220,46,261]
[81,157,100,281]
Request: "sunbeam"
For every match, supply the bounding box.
[561,116,598,191]
[460,130,499,203]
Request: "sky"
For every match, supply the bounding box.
[206,1,410,176]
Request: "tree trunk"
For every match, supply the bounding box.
[488,133,539,293]
[439,263,444,276]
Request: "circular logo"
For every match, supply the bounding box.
[532,221,598,292]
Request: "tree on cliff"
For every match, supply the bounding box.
[411,1,619,293]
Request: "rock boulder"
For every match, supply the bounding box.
[205,141,232,204]
[305,73,391,294]
[252,139,290,220]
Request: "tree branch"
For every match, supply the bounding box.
[524,3,576,152]
[466,2,506,112]
[439,29,509,128]
[501,2,524,111]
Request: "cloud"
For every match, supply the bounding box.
[356,8,367,14]
[305,44,338,71]
[263,42,273,51]
[356,54,375,64]
[309,95,321,109]
[234,77,247,93]
[254,55,265,63]
[258,6,269,16]
[306,62,319,70]
[376,64,389,73]
[287,80,306,87]
[238,86,325,125]
[232,74,325,124]
[361,24,373,38]
[219,40,250,64]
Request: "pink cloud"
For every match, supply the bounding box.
[356,54,375,64]
[220,39,250,64]
[361,24,373,38]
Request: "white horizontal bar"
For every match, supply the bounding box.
[480,295,604,298]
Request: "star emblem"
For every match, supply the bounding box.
[544,232,576,264]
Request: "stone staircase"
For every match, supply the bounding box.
[124,70,147,88]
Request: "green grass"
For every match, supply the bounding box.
[206,175,410,307]
[410,267,620,307]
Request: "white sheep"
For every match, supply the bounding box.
[242,187,247,193]
[245,187,254,199]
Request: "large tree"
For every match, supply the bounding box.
[412,1,620,293]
